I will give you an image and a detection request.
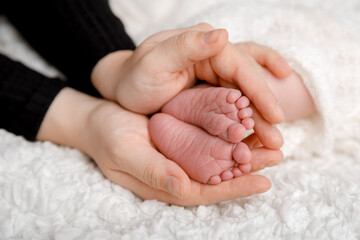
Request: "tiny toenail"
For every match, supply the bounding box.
[226,91,239,103]
[166,176,183,199]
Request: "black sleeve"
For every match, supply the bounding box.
[2,0,136,96]
[0,54,66,141]
[0,0,136,140]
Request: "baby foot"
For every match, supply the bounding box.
[149,113,252,184]
[161,85,254,143]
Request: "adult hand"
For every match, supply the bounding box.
[91,23,226,114]
[91,24,285,126]
[37,87,282,206]
[110,132,283,206]
[77,93,283,206]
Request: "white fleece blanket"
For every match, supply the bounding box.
[1,0,360,239]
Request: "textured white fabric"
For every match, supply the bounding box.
[1,0,360,239]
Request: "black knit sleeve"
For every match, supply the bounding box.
[0,54,66,141]
[2,0,136,96]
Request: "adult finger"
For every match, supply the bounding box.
[209,43,285,124]
[110,141,192,200]
[251,104,284,149]
[149,28,229,72]
[147,22,215,43]
[251,147,283,171]
[236,42,293,78]
[242,133,284,172]
[111,170,271,206]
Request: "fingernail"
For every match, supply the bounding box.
[203,30,220,44]
[276,103,285,122]
[266,160,281,167]
[255,180,272,194]
[256,186,271,194]
[166,176,183,199]
[272,125,284,145]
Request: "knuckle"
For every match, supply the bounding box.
[175,32,189,48]
[241,42,256,55]
[143,163,161,189]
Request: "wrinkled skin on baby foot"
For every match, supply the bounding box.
[161,85,254,144]
[149,113,252,184]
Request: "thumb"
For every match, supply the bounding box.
[116,145,192,199]
[153,29,229,72]
[141,152,192,199]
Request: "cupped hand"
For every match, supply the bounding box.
[91,23,225,114]
[83,100,283,206]
[91,23,285,126]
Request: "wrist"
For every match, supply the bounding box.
[91,50,133,100]
[36,87,102,153]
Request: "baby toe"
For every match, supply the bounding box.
[238,108,253,119]
[242,118,255,130]
[226,89,242,104]
[226,123,246,143]
[233,142,252,164]
[239,163,252,173]
[208,175,222,185]
[220,169,234,181]
[232,167,243,177]
[236,96,250,109]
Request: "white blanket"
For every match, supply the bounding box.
[1,0,360,239]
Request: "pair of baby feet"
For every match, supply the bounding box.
[149,85,254,184]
